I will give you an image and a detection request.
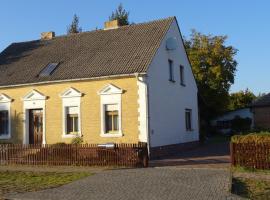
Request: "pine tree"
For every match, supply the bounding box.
[67,14,82,34]
[109,3,129,26]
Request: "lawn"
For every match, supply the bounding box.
[232,167,270,199]
[232,177,270,199]
[0,171,91,197]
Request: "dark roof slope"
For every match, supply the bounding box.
[251,93,270,107]
[0,17,174,87]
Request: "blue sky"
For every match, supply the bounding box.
[0,0,269,95]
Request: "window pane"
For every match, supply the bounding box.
[67,114,78,134]
[185,110,192,131]
[66,106,79,134]
[0,111,8,136]
[105,111,113,132]
[67,114,73,134]
[169,60,174,81]
[113,112,119,131]
[74,116,79,132]
[180,65,184,85]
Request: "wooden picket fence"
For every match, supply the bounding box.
[0,143,149,167]
[230,142,270,169]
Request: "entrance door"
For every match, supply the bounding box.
[29,109,43,145]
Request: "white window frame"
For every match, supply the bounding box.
[98,84,123,138]
[168,59,175,82]
[22,90,46,144]
[0,94,12,140]
[185,108,193,132]
[60,88,82,138]
[180,65,185,86]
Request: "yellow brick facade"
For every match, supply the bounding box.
[0,77,140,144]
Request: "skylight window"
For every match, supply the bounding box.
[39,63,59,77]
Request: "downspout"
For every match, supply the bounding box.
[135,73,151,158]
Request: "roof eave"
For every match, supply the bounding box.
[0,72,147,89]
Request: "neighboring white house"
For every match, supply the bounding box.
[211,108,253,134]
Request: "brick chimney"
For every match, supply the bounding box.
[41,31,55,40]
[104,20,120,30]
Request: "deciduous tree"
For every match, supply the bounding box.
[229,89,256,110]
[184,30,238,118]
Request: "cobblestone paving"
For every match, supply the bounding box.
[6,167,242,200]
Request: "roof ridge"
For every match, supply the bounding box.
[10,17,175,45]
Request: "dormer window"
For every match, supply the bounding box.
[39,63,59,77]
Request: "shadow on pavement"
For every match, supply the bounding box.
[150,142,231,168]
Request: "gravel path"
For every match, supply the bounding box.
[6,167,241,200]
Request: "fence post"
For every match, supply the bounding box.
[230,142,235,166]
[142,143,149,168]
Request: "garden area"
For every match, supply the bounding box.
[0,170,91,199]
[230,132,270,199]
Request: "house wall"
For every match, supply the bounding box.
[147,19,199,148]
[0,77,140,144]
[253,107,270,129]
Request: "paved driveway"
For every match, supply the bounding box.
[150,141,230,168]
[6,167,240,200]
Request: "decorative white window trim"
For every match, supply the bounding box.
[22,90,47,144]
[98,84,123,138]
[98,84,123,95]
[60,88,82,138]
[0,94,12,140]
[22,89,47,101]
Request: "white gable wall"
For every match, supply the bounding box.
[146,19,199,147]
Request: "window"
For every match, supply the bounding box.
[180,65,185,86]
[185,109,192,131]
[0,110,9,136]
[105,104,119,133]
[168,60,175,82]
[66,106,79,135]
[60,88,82,138]
[98,84,123,137]
[39,63,59,77]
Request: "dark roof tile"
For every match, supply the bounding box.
[0,17,174,87]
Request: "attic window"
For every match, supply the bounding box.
[39,63,59,77]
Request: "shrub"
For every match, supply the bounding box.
[51,142,67,147]
[231,132,270,144]
[231,116,252,132]
[71,136,83,144]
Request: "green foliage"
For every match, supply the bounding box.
[51,143,67,148]
[67,14,82,34]
[231,133,270,143]
[229,89,256,110]
[109,3,129,26]
[231,116,252,132]
[232,177,270,199]
[184,30,238,118]
[71,136,83,144]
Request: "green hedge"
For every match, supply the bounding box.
[231,132,270,144]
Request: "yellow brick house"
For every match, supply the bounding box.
[0,17,199,157]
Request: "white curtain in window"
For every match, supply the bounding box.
[66,106,78,114]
